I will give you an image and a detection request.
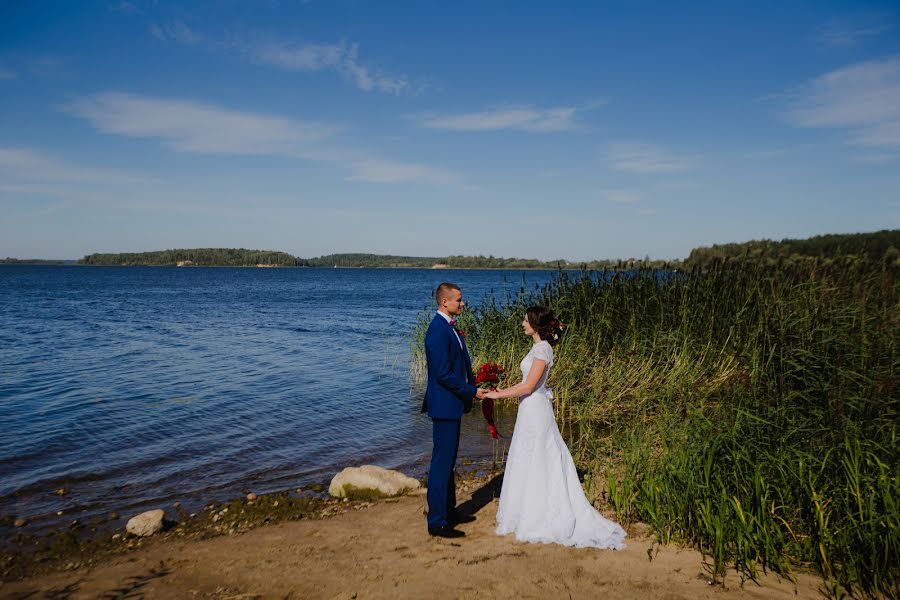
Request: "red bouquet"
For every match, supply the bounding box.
[474,362,504,387]
[474,362,504,439]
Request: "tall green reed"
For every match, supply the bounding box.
[416,258,897,597]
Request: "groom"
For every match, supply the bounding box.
[421,282,487,538]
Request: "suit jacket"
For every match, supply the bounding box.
[421,313,476,419]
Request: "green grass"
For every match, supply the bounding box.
[412,257,898,598]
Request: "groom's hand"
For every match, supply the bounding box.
[475,388,488,400]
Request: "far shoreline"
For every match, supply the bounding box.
[0,262,649,271]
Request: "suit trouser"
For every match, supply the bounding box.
[427,418,461,529]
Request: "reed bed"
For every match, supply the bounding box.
[411,258,898,597]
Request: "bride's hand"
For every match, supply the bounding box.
[484,389,501,400]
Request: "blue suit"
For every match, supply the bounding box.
[422,313,476,529]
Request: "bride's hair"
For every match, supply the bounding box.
[526,306,564,346]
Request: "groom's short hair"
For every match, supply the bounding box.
[435,282,460,304]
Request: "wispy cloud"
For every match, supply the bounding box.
[0,147,147,184]
[62,92,459,186]
[109,1,141,15]
[251,41,344,71]
[150,20,203,45]
[601,189,640,204]
[64,92,336,154]
[605,142,698,173]
[849,152,900,165]
[347,159,458,184]
[151,20,413,95]
[815,19,891,48]
[785,56,900,148]
[0,65,15,80]
[418,106,577,132]
[743,147,789,159]
[254,40,411,94]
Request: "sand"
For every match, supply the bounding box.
[2,474,825,599]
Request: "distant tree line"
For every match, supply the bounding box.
[684,229,900,269]
[306,253,440,268]
[445,255,678,270]
[69,230,900,269]
[1,257,71,265]
[306,253,675,270]
[79,248,308,267]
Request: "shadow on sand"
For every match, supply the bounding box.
[456,473,503,519]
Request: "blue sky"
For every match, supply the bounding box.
[1,1,899,260]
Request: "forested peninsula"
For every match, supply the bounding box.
[71,229,900,268]
[78,248,307,267]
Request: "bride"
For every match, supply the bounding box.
[484,306,626,549]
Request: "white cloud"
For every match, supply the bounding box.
[253,41,410,94]
[605,142,698,173]
[347,159,458,184]
[419,106,576,132]
[785,56,900,148]
[601,189,640,204]
[150,19,205,45]
[64,92,336,154]
[61,92,460,187]
[252,41,345,71]
[151,21,411,95]
[110,1,140,14]
[0,147,147,184]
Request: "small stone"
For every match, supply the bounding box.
[57,511,64,516]
[109,512,119,520]
[212,514,221,523]
[246,492,257,502]
[173,501,181,508]
[55,488,68,496]
[273,500,279,507]
[112,533,121,540]
[125,509,165,537]
[13,518,27,527]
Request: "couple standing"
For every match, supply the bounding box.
[421,282,626,549]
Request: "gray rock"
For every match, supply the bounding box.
[246,492,257,501]
[125,509,165,537]
[328,465,421,499]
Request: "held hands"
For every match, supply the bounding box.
[484,389,502,400]
[475,388,489,400]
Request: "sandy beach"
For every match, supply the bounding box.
[2,473,826,600]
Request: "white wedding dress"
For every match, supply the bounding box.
[496,341,626,549]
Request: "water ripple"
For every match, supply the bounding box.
[0,265,556,533]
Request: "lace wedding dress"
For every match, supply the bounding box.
[496,341,626,549]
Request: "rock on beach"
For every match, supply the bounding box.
[329,465,420,499]
[125,509,165,537]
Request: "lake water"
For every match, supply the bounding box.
[0,266,559,533]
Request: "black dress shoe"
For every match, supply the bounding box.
[428,525,465,538]
[449,511,476,525]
